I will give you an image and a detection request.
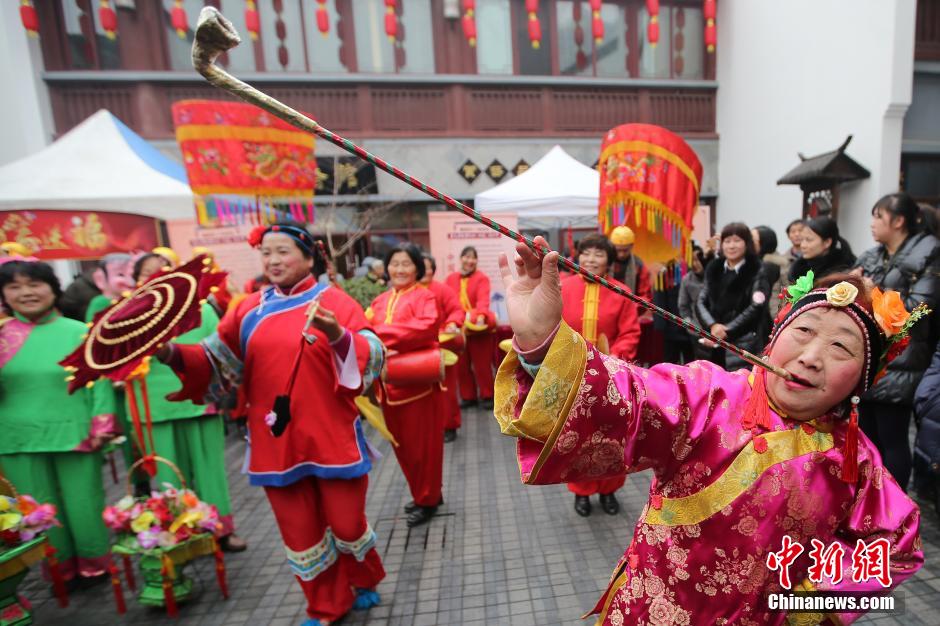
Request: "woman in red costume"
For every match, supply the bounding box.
[445,246,496,410]
[157,222,385,626]
[420,253,465,442]
[368,244,445,527]
[562,234,641,517]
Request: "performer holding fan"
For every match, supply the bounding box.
[154,223,386,625]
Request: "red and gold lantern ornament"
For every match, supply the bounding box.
[171,0,188,39]
[20,0,39,38]
[244,0,260,40]
[462,0,477,47]
[598,124,703,265]
[646,0,659,47]
[98,0,117,40]
[526,0,541,49]
[316,0,329,36]
[384,0,398,43]
[704,0,717,53]
[589,0,603,45]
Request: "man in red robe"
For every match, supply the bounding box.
[445,246,495,410]
[561,234,641,517]
[420,254,465,442]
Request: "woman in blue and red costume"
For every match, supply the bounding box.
[446,246,496,410]
[420,253,465,443]
[561,234,641,517]
[368,244,446,527]
[495,236,923,624]
[156,222,385,626]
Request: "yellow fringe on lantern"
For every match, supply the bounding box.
[600,190,695,265]
[599,140,701,195]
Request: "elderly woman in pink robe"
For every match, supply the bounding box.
[494,237,923,625]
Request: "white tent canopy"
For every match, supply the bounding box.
[474,145,599,229]
[0,110,193,220]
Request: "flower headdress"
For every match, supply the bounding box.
[247,223,316,257]
[745,271,930,483]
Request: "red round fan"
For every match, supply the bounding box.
[60,255,226,392]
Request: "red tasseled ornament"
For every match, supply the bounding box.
[44,544,69,607]
[462,15,477,47]
[647,19,659,46]
[528,15,542,49]
[171,0,188,39]
[384,10,397,42]
[109,557,127,614]
[317,7,329,35]
[704,0,716,20]
[842,397,860,483]
[122,554,136,591]
[213,539,230,599]
[98,1,117,40]
[20,1,39,37]
[592,15,604,43]
[741,367,772,431]
[525,0,539,12]
[245,1,260,40]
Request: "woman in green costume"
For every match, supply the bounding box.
[0,259,117,581]
[128,254,247,552]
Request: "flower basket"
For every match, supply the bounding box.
[103,457,229,616]
[0,477,66,624]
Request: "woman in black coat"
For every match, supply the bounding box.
[788,216,856,283]
[695,222,770,371]
[855,193,940,491]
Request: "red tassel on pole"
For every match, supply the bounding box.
[741,368,772,431]
[171,0,188,38]
[245,0,259,40]
[704,0,717,53]
[20,0,39,37]
[122,554,136,591]
[109,557,127,614]
[161,555,179,618]
[213,539,230,599]
[44,544,69,608]
[842,396,860,483]
[646,0,659,47]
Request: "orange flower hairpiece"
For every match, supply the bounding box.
[871,287,912,338]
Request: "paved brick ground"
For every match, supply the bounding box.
[23,406,940,625]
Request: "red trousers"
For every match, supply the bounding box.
[567,476,626,496]
[264,475,385,621]
[458,333,495,401]
[442,364,461,430]
[383,391,444,506]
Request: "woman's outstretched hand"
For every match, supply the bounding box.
[498,236,562,353]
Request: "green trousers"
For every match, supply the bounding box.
[148,415,234,533]
[0,451,110,577]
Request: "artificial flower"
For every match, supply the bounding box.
[247,225,266,248]
[825,282,858,307]
[181,491,199,509]
[872,287,910,338]
[169,510,203,533]
[137,527,161,550]
[115,495,135,511]
[0,512,22,532]
[157,531,177,549]
[15,495,37,516]
[23,504,57,528]
[0,496,11,512]
[130,511,156,533]
[786,271,815,304]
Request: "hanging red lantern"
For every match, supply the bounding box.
[589,0,603,44]
[385,0,397,42]
[646,0,659,47]
[98,0,117,40]
[244,1,260,40]
[171,0,188,39]
[526,0,540,49]
[20,0,39,38]
[316,0,329,36]
[462,0,476,47]
[703,0,717,53]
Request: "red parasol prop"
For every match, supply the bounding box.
[59,255,226,392]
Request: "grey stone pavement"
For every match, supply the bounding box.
[23,406,940,625]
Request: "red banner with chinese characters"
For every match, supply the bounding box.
[0,210,160,260]
[598,123,703,264]
[172,100,318,198]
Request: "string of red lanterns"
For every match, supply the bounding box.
[526,0,541,49]
[462,0,477,47]
[704,0,717,53]
[646,0,659,47]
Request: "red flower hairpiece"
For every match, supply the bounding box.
[247,226,267,248]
